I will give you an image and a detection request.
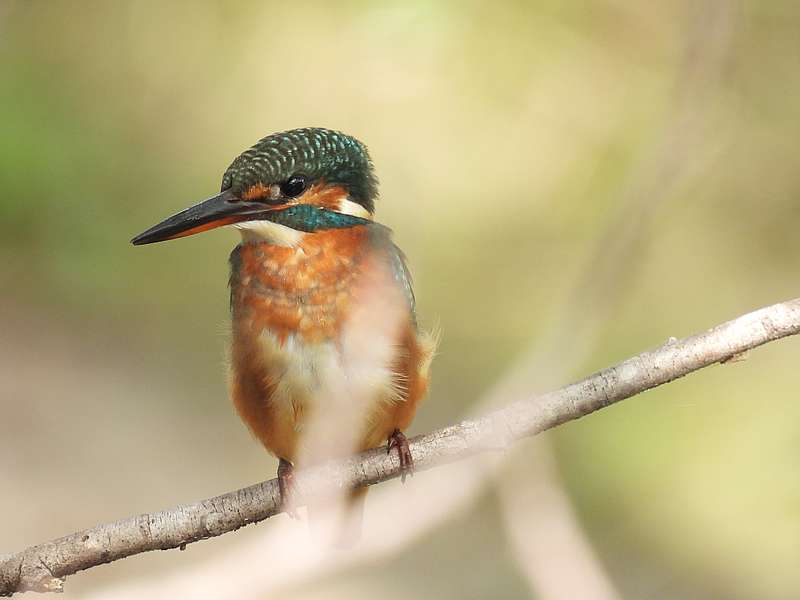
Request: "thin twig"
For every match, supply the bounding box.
[2,297,800,596]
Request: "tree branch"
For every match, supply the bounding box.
[3,298,800,596]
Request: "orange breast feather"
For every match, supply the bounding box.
[227,226,434,464]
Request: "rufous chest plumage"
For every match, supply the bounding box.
[230,226,377,345]
[227,224,427,464]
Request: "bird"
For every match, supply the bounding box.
[132,127,436,539]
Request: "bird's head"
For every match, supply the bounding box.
[132,128,378,246]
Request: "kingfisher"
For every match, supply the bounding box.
[132,128,435,536]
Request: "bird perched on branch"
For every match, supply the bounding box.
[132,128,435,538]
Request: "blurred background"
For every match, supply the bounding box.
[2,1,800,598]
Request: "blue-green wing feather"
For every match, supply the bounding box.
[364,223,417,325]
[389,243,417,325]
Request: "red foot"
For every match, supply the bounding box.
[277,458,300,519]
[387,429,414,482]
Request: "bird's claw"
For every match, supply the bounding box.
[387,429,414,483]
[277,458,300,519]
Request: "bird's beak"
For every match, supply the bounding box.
[131,189,270,245]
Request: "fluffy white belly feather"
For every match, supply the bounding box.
[257,328,404,441]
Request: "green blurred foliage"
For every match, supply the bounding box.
[2,1,800,598]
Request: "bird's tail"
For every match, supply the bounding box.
[307,486,367,548]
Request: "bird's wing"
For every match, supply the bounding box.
[367,224,417,324]
[390,242,417,323]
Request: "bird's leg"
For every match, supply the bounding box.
[277,458,300,519]
[387,429,414,483]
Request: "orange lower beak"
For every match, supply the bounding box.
[131,189,270,245]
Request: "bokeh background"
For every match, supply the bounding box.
[2,1,800,598]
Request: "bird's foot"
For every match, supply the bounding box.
[277,458,300,519]
[387,429,414,483]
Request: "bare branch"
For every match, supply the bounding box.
[2,298,800,596]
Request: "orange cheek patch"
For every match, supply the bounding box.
[242,182,273,201]
[299,183,348,211]
[242,181,348,209]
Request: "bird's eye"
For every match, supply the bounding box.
[280,175,308,198]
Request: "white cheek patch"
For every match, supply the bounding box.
[232,220,305,246]
[338,199,372,219]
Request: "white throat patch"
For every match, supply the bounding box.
[233,220,305,247]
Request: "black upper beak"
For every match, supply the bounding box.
[131,189,268,245]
